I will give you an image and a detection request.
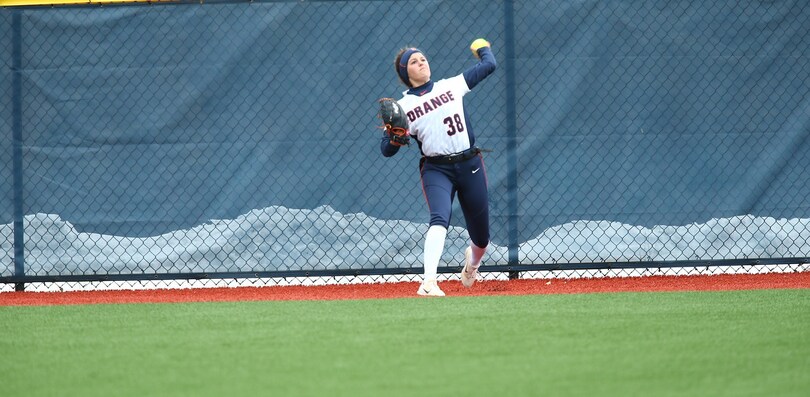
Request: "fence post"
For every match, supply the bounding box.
[503,0,519,268]
[12,11,26,292]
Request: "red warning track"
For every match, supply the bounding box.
[1,272,808,306]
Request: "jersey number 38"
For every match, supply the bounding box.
[443,113,465,136]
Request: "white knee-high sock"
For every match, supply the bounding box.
[423,225,447,281]
[470,243,487,270]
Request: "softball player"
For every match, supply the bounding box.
[380,39,497,296]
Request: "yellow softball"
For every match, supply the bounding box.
[470,38,491,57]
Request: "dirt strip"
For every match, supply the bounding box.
[1,272,808,306]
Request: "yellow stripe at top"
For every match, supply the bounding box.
[0,0,180,6]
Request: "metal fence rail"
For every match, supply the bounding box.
[2,1,809,290]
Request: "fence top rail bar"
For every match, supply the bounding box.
[1,0,176,6]
[0,0,358,7]
[2,258,808,285]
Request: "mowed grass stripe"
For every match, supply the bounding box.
[1,289,808,397]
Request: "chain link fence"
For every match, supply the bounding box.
[2,1,809,290]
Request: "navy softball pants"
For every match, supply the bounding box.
[419,154,490,248]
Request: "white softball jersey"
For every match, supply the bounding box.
[398,74,471,157]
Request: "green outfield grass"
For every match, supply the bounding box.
[1,289,808,397]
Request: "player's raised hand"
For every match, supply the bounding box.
[470,38,491,58]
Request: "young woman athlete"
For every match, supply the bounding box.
[380,39,497,296]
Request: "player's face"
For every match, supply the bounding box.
[407,53,431,87]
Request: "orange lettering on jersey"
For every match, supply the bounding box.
[407,91,456,123]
